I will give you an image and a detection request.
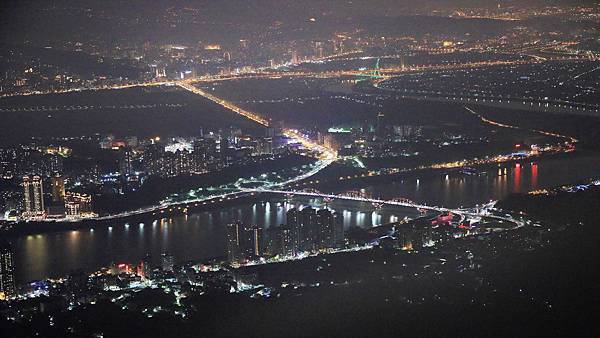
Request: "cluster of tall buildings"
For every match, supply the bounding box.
[48,174,93,219]
[3,127,282,219]
[21,174,94,220]
[140,137,225,178]
[284,207,344,253]
[121,129,279,180]
[0,146,66,180]
[226,222,264,263]
[226,207,344,264]
[319,112,424,157]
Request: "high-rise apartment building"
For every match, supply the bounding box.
[286,208,300,254]
[226,221,263,263]
[227,221,243,263]
[22,175,44,218]
[51,173,65,203]
[0,244,15,300]
[285,207,343,253]
[317,209,335,250]
[119,148,134,178]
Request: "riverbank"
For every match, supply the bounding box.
[0,192,265,237]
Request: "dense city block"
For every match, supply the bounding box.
[0,1,599,337]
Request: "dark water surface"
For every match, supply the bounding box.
[11,152,600,283]
[13,197,420,283]
[357,153,600,208]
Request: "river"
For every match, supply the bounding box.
[9,151,600,283]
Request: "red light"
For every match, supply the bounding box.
[515,144,521,148]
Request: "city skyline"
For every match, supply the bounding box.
[0,1,599,337]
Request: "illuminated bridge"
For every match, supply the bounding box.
[42,184,522,234]
[248,189,520,226]
[255,189,447,213]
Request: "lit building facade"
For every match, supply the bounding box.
[22,175,44,218]
[0,244,15,300]
[226,221,264,263]
[65,192,93,218]
[51,174,65,203]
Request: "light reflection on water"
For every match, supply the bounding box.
[10,152,600,283]
[361,154,600,208]
[12,197,419,283]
